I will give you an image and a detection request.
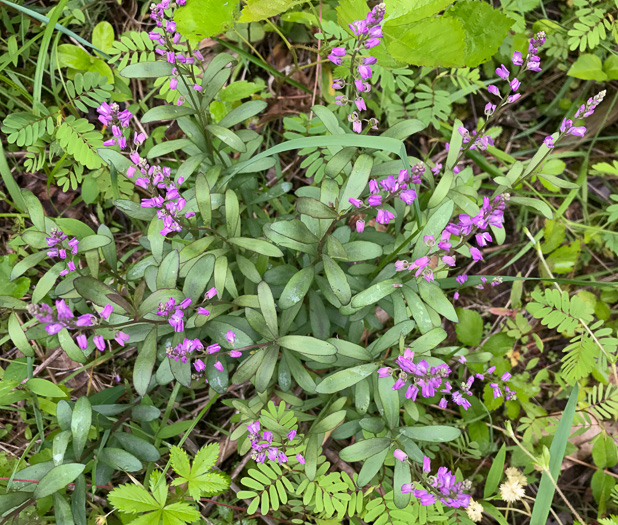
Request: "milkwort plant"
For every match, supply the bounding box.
[1,0,612,523]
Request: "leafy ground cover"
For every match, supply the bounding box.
[0,0,617,524]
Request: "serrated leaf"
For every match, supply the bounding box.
[108,484,160,513]
[239,0,305,22]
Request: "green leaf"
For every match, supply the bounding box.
[338,154,373,213]
[120,61,173,78]
[393,455,412,509]
[296,197,338,219]
[74,276,132,313]
[206,125,246,152]
[315,363,379,394]
[10,251,47,281]
[279,267,314,309]
[530,384,579,525]
[174,0,235,41]
[455,308,483,346]
[386,0,454,21]
[400,425,461,442]
[484,444,506,498]
[310,410,346,435]
[27,378,66,398]
[141,105,196,123]
[446,1,513,67]
[114,433,160,462]
[603,54,618,80]
[239,0,305,22]
[510,196,553,220]
[411,200,454,260]
[258,281,279,338]
[255,345,279,392]
[409,327,447,352]
[339,438,392,462]
[92,21,114,53]
[229,238,283,257]
[351,278,398,308]
[71,396,91,460]
[377,375,400,429]
[219,100,267,127]
[8,312,34,357]
[220,81,261,102]
[33,464,85,499]
[418,280,458,322]
[567,54,608,81]
[57,44,91,69]
[341,241,382,262]
[386,17,466,67]
[322,255,351,305]
[164,501,202,522]
[133,327,157,397]
[277,335,336,357]
[108,483,160,513]
[99,448,143,472]
[170,446,192,478]
[546,241,580,275]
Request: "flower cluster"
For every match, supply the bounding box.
[379,350,516,412]
[97,102,133,149]
[349,163,424,230]
[157,288,218,333]
[46,228,80,277]
[148,0,204,97]
[246,422,304,465]
[396,193,509,285]
[28,300,128,352]
[393,452,472,508]
[545,89,606,147]
[329,3,385,133]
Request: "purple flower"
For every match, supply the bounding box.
[510,78,520,91]
[194,359,206,372]
[456,274,468,285]
[365,38,380,49]
[76,314,95,327]
[355,97,367,111]
[349,20,367,35]
[431,163,442,175]
[363,56,377,65]
[169,77,178,90]
[488,84,499,96]
[335,95,347,106]
[287,430,297,440]
[214,361,224,372]
[496,64,509,80]
[296,454,305,465]
[378,367,392,377]
[393,449,407,462]
[512,51,523,65]
[357,65,372,80]
[423,456,431,473]
[226,331,235,344]
[544,136,554,149]
[354,79,370,92]
[93,335,106,351]
[490,383,502,398]
[476,232,492,247]
[376,209,394,225]
[442,256,455,267]
[349,198,363,208]
[399,189,417,205]
[328,53,343,66]
[331,46,346,57]
[567,126,586,137]
[247,422,260,435]
[76,334,88,350]
[169,310,184,332]
[101,304,113,320]
[453,291,459,300]
[393,377,406,390]
[207,343,221,354]
[115,331,130,346]
[507,93,521,103]
[368,195,382,206]
[470,247,483,262]
[356,220,365,233]
[263,431,273,443]
[485,103,496,116]
[197,307,210,316]
[205,287,217,299]
[230,350,242,358]
[332,79,345,90]
[352,120,362,134]
[405,384,419,401]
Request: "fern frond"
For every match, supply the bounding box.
[583,383,618,422]
[56,116,104,169]
[1,112,54,147]
[65,72,113,113]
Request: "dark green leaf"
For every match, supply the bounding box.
[315,363,379,394]
[339,438,392,462]
[33,464,85,498]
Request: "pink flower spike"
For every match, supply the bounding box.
[296,454,305,465]
[205,287,217,300]
[567,126,586,137]
[197,307,210,316]
[488,84,499,96]
[442,255,455,267]
[423,456,431,473]
[127,165,136,178]
[101,304,113,320]
[230,350,242,358]
[214,361,224,372]
[356,220,365,233]
[510,78,521,91]
[226,330,236,344]
[544,136,554,149]
[513,51,523,65]
[194,359,206,372]
[355,97,367,111]
[193,84,203,92]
